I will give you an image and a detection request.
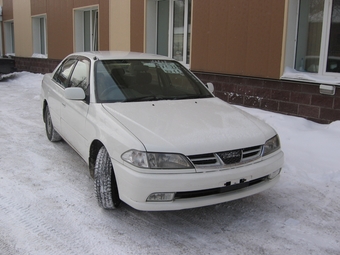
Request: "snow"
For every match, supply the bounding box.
[0,72,339,255]
[281,67,340,85]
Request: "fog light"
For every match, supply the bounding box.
[147,192,175,202]
[268,169,281,179]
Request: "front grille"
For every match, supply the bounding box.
[188,153,219,166]
[188,145,262,167]
[243,146,262,159]
[175,176,267,199]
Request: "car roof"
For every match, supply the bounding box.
[68,51,173,61]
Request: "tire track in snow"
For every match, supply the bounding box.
[0,204,23,255]
[0,147,126,255]
[0,158,110,255]
[0,194,92,255]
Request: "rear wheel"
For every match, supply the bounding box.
[45,105,62,142]
[94,146,121,209]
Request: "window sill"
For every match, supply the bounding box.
[281,67,340,86]
[32,53,48,59]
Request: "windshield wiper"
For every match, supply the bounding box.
[174,94,213,100]
[124,96,164,102]
[124,94,212,102]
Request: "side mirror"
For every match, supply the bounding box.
[64,87,86,100]
[206,82,214,93]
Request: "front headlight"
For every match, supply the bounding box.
[121,150,148,168]
[122,150,193,169]
[262,135,281,156]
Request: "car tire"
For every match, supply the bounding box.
[94,146,121,209]
[45,105,62,142]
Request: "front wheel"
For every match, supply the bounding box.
[45,105,62,142]
[94,146,121,209]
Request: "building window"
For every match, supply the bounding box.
[146,0,192,66]
[32,16,47,56]
[4,21,15,55]
[284,0,340,83]
[74,7,98,52]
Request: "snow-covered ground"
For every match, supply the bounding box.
[0,72,339,255]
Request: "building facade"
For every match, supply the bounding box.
[1,0,340,123]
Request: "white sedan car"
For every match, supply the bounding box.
[41,51,284,211]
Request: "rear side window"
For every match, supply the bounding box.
[53,58,77,88]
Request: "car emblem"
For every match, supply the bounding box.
[217,150,242,164]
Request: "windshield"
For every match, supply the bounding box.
[95,59,213,103]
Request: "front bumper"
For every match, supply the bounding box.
[113,151,284,211]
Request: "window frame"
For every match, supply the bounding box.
[170,0,191,64]
[282,0,340,85]
[4,20,15,55]
[146,0,192,67]
[53,57,78,88]
[32,15,47,56]
[74,6,99,52]
[53,56,91,103]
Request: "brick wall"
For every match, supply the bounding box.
[195,72,340,124]
[13,57,61,74]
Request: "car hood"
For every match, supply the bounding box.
[103,98,276,155]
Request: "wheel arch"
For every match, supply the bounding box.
[89,139,104,178]
[42,100,48,123]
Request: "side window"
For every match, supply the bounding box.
[53,58,77,88]
[69,58,91,101]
